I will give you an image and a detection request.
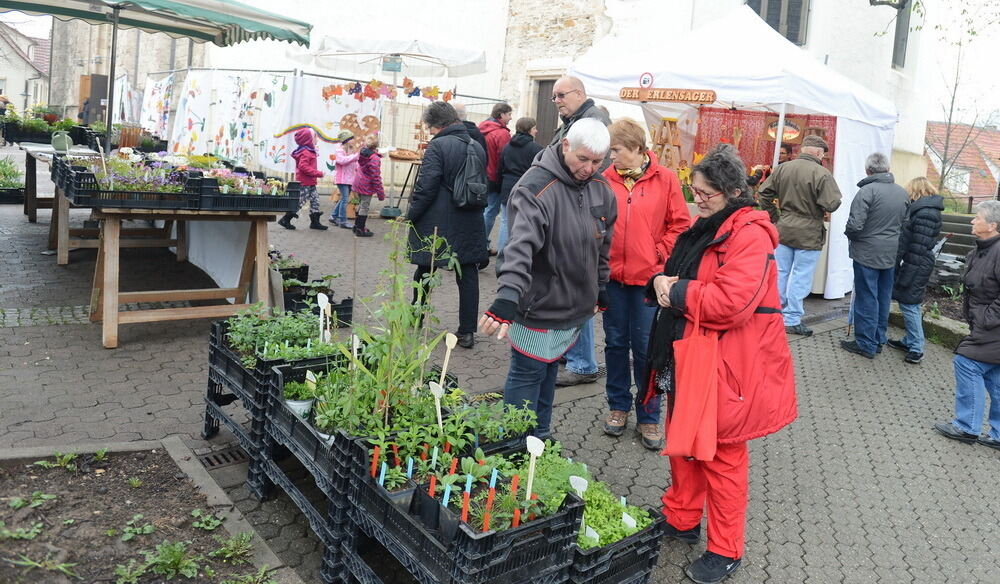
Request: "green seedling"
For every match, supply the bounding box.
[121,514,155,541]
[142,540,202,579]
[94,447,109,462]
[0,521,44,540]
[4,553,79,579]
[221,566,278,584]
[9,491,57,510]
[382,466,408,490]
[106,528,119,537]
[113,559,147,584]
[32,451,78,471]
[209,532,254,564]
[63,519,76,526]
[127,477,143,488]
[191,508,223,531]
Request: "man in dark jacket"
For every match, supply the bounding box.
[840,153,909,358]
[406,101,488,349]
[479,103,513,255]
[496,117,543,254]
[479,118,617,438]
[548,76,612,387]
[934,200,1000,450]
[758,134,843,337]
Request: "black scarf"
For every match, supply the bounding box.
[646,199,754,374]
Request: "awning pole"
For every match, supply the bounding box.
[771,102,786,168]
[104,7,120,153]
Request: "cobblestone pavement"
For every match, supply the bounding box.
[1,161,998,583]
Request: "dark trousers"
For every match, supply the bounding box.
[503,347,558,437]
[852,261,894,354]
[412,264,479,334]
[603,281,661,423]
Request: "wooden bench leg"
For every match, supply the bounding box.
[102,218,121,348]
[56,188,70,264]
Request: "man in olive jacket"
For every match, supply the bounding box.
[758,134,842,336]
[840,153,909,358]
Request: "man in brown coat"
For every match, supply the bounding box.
[758,135,843,336]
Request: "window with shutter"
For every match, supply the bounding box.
[746,0,810,45]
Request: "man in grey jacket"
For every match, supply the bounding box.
[479,118,617,438]
[841,152,909,358]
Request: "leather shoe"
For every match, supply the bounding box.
[840,340,875,359]
[555,370,601,387]
[785,324,813,337]
[933,422,978,444]
[886,339,909,352]
[663,521,700,544]
[977,436,1000,450]
[456,332,474,349]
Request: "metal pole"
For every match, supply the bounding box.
[770,102,786,168]
[104,7,120,153]
[390,69,398,191]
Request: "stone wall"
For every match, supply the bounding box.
[499,0,611,112]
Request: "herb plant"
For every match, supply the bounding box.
[209,532,254,564]
[142,540,203,579]
[191,509,224,531]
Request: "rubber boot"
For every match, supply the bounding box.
[278,212,296,230]
[309,212,329,230]
[353,215,373,237]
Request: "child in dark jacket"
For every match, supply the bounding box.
[280,127,327,230]
[351,133,384,237]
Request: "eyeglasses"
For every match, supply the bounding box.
[550,89,580,102]
[691,186,725,201]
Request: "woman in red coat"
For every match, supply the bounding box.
[646,144,797,584]
[601,118,690,450]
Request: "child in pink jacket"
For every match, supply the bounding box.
[351,133,384,237]
[328,130,359,229]
[280,127,327,230]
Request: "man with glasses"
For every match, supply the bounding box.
[758,134,843,337]
[547,76,612,387]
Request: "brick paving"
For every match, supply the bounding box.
[1,148,998,583]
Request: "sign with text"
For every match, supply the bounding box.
[619,87,716,104]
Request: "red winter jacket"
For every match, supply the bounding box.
[478,118,511,184]
[663,206,797,444]
[291,128,323,186]
[604,153,691,286]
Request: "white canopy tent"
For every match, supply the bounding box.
[287,36,487,78]
[569,5,898,299]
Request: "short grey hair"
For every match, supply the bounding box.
[453,102,467,120]
[565,118,610,156]
[865,152,890,174]
[975,200,1000,228]
[422,101,459,130]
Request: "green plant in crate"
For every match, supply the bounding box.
[18,117,50,133]
[53,118,77,132]
[0,157,25,188]
[282,380,316,401]
[89,120,107,134]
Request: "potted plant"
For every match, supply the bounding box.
[0,156,25,204]
[269,248,308,282]
[282,378,316,418]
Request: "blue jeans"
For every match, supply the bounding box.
[952,354,1000,441]
[852,262,894,354]
[483,192,501,247]
[898,302,925,354]
[565,317,597,374]
[776,244,821,326]
[330,184,351,221]
[503,348,559,437]
[603,281,660,423]
[497,203,509,252]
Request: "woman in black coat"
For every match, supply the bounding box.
[496,117,544,252]
[406,101,488,349]
[887,177,944,364]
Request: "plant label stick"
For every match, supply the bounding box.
[461,475,473,523]
[510,474,521,528]
[443,483,453,508]
[524,436,545,502]
[439,333,458,387]
[430,447,438,469]
[570,476,589,534]
[428,474,437,497]
[428,381,445,434]
[305,371,317,391]
[316,293,330,339]
[378,462,387,487]
[622,511,637,530]
[323,304,333,342]
[406,457,414,478]
[370,446,381,478]
[449,457,458,475]
[391,444,401,467]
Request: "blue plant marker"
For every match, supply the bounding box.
[498,426,504,438]
[489,468,498,489]
[474,434,479,449]
[431,447,439,469]
[378,462,387,487]
[620,496,627,507]
[465,475,473,493]
[443,484,453,507]
[406,457,414,478]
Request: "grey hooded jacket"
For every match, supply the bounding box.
[496,145,617,329]
[845,173,909,270]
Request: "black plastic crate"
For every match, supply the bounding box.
[65,166,201,209]
[284,295,353,328]
[569,510,666,584]
[277,264,309,283]
[257,457,349,546]
[0,188,24,204]
[199,178,301,212]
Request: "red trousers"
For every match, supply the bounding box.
[661,441,749,559]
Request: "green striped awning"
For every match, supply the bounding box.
[0,0,311,47]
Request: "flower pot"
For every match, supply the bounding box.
[42,113,58,124]
[285,398,314,418]
[347,203,358,219]
[314,429,337,445]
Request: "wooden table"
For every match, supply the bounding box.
[89,208,276,348]
[19,142,101,223]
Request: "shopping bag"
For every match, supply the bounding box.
[664,297,718,461]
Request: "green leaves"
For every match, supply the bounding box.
[8,491,56,510]
[191,509,224,531]
[121,514,155,542]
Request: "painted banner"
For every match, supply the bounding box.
[140,73,174,138]
[112,73,141,124]
[170,70,295,172]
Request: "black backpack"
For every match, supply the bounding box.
[451,137,488,210]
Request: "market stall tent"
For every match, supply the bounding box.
[569,5,898,299]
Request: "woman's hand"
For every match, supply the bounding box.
[653,275,679,307]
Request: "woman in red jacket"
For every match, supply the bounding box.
[646,144,796,584]
[601,118,691,450]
